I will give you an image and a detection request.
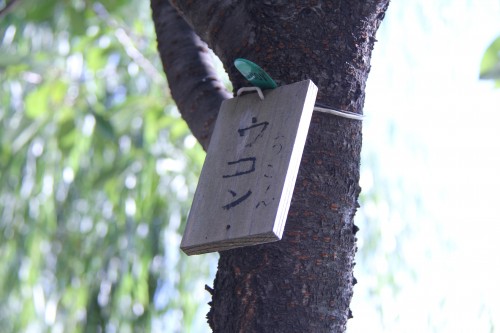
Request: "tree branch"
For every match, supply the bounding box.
[93,2,164,84]
[168,0,263,91]
[151,0,232,150]
[0,0,19,19]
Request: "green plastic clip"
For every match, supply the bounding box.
[234,58,278,90]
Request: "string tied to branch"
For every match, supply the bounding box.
[236,86,364,121]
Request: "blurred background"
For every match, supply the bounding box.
[349,1,500,332]
[0,0,499,332]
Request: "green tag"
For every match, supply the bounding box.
[234,58,278,90]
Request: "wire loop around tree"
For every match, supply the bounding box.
[236,86,364,121]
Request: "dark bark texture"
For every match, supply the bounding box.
[151,0,232,150]
[151,0,389,332]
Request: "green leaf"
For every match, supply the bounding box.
[25,85,50,118]
[86,48,106,73]
[25,81,68,119]
[23,0,58,23]
[92,111,116,141]
[480,36,500,82]
[99,0,129,12]
[0,55,28,69]
[69,7,88,36]
[56,115,77,154]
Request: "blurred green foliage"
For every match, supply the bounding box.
[0,0,216,332]
[480,35,500,87]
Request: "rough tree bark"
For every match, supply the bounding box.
[151,1,389,332]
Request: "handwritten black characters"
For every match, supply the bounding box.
[238,116,269,147]
[221,116,283,211]
[222,157,256,178]
[222,190,252,210]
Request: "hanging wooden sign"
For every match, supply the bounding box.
[181,80,318,255]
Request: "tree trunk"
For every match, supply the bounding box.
[151,1,389,332]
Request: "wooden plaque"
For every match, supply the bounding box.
[181,80,318,255]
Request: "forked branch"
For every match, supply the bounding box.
[151,0,231,150]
